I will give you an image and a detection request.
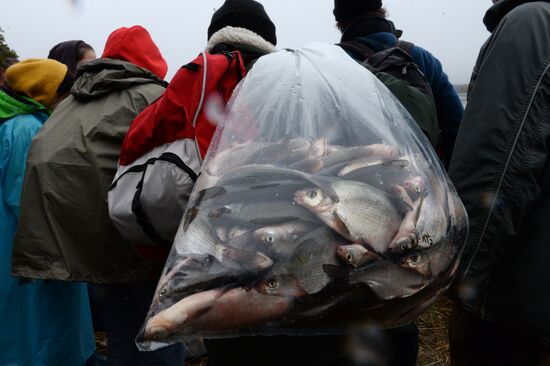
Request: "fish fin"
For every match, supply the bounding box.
[413,191,426,225]
[322,264,351,278]
[384,159,410,168]
[198,186,227,201]
[208,206,231,218]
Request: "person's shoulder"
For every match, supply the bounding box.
[405,42,440,63]
[1,113,45,137]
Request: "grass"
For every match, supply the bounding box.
[417,297,452,366]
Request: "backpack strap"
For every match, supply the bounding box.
[396,40,415,56]
[338,40,376,62]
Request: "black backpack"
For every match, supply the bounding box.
[339,40,433,97]
[338,40,440,148]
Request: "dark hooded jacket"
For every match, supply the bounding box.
[11,27,168,283]
[448,0,550,345]
[340,17,464,165]
[48,40,88,76]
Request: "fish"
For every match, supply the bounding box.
[205,138,314,177]
[403,176,425,195]
[270,229,341,294]
[209,198,319,227]
[294,180,403,253]
[338,157,410,178]
[320,143,400,170]
[325,261,428,300]
[174,217,273,274]
[205,141,265,176]
[448,191,468,233]
[336,244,382,268]
[215,164,340,201]
[387,194,425,254]
[391,185,413,210]
[288,157,324,173]
[309,137,329,158]
[253,220,319,258]
[142,287,225,340]
[414,181,449,250]
[154,255,234,305]
[142,276,305,340]
[400,238,456,279]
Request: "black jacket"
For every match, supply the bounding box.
[448,1,550,345]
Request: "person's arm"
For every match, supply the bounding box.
[414,48,464,166]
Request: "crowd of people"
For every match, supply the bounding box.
[0,0,549,365]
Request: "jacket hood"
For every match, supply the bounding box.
[484,0,550,31]
[102,26,168,79]
[5,58,68,109]
[71,58,167,101]
[48,40,89,76]
[0,88,49,121]
[206,26,276,54]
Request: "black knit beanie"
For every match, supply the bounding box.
[334,0,383,23]
[208,0,277,46]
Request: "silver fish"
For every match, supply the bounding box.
[336,244,381,268]
[142,287,225,340]
[388,194,425,253]
[294,180,403,253]
[415,181,449,250]
[174,217,273,273]
[338,157,409,178]
[400,238,456,279]
[350,261,428,300]
[142,276,305,340]
[403,176,425,195]
[269,228,341,294]
[215,164,339,201]
[209,199,319,227]
[154,255,232,306]
[321,143,400,170]
[206,138,312,177]
[253,220,319,258]
[391,185,413,210]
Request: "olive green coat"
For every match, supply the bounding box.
[12,59,167,283]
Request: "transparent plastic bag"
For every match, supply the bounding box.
[137,42,468,352]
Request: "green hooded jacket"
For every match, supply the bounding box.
[0,89,49,120]
[11,59,167,283]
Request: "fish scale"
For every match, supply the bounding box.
[313,180,402,253]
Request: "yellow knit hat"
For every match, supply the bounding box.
[6,58,68,109]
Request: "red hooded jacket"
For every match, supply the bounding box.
[102,25,168,79]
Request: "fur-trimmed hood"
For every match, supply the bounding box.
[206,26,277,55]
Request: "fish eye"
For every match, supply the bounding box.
[307,190,317,199]
[159,287,167,297]
[409,255,419,263]
[267,279,278,289]
[400,243,408,251]
[266,235,275,243]
[346,253,353,263]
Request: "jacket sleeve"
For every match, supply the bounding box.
[413,47,464,165]
[4,116,42,219]
[448,3,550,306]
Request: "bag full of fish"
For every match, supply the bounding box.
[136,42,468,351]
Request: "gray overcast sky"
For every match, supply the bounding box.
[1,0,491,84]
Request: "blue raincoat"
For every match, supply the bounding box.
[0,91,95,366]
